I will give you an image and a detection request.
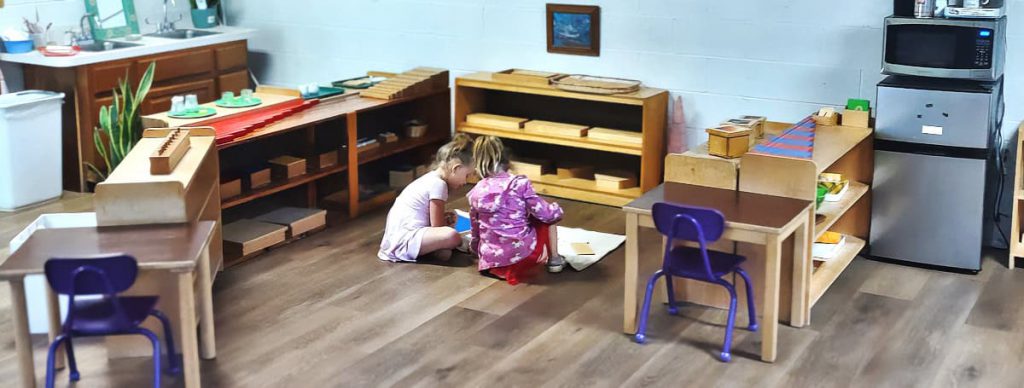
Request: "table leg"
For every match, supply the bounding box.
[761,234,781,363]
[178,272,201,388]
[790,208,812,328]
[45,286,65,370]
[197,248,217,360]
[10,280,36,388]
[623,212,640,334]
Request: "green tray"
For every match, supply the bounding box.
[303,86,346,100]
[216,96,263,108]
[169,106,217,119]
[332,76,384,89]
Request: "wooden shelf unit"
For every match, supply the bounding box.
[455,71,667,207]
[1010,123,1024,268]
[144,87,451,266]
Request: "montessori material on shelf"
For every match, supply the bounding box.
[456,71,667,207]
[216,89,262,108]
[223,219,288,261]
[842,98,871,128]
[149,128,192,175]
[748,116,817,159]
[253,207,328,239]
[360,67,448,100]
[551,74,642,95]
[493,69,563,86]
[706,125,752,159]
[269,155,307,180]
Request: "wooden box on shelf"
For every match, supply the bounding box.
[466,113,529,130]
[492,69,562,86]
[524,120,589,138]
[254,207,328,238]
[510,158,554,179]
[317,150,339,169]
[557,162,594,179]
[588,127,643,147]
[595,170,638,190]
[250,168,271,189]
[390,168,416,189]
[269,156,307,180]
[220,178,241,200]
[223,219,288,260]
[843,109,870,128]
[706,125,752,159]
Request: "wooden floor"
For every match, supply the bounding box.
[1,193,1023,387]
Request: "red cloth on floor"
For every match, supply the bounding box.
[487,222,550,285]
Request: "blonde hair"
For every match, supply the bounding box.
[433,133,473,175]
[473,136,509,178]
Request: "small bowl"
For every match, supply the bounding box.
[816,185,828,208]
[3,40,35,54]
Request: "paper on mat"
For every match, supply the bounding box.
[557,226,625,271]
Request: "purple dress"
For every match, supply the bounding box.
[468,171,563,271]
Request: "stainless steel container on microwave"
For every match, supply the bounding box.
[882,16,1006,81]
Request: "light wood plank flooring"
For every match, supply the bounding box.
[1,194,1022,387]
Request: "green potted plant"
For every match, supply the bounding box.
[87,63,156,182]
[190,0,220,28]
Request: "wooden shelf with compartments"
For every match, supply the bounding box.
[455,71,667,207]
[1010,123,1024,268]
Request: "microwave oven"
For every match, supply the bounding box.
[882,16,1006,81]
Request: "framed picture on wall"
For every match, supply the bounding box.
[546,4,600,56]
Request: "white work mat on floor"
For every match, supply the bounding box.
[557,226,625,271]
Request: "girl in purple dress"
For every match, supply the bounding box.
[468,136,565,284]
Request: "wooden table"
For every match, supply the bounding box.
[622,182,813,362]
[0,221,218,388]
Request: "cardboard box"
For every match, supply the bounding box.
[318,150,339,169]
[249,168,271,189]
[269,155,307,180]
[223,219,288,259]
[556,162,594,179]
[706,125,752,159]
[220,178,241,200]
[843,108,870,128]
[594,170,638,190]
[510,158,553,179]
[254,207,327,238]
[390,168,416,189]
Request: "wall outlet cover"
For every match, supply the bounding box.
[922,125,943,135]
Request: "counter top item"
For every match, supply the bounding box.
[0,26,255,67]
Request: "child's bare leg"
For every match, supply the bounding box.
[420,227,461,260]
[546,223,566,273]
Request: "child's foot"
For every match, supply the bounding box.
[547,255,566,273]
[432,249,453,261]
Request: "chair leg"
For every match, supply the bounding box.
[664,274,679,315]
[65,336,80,382]
[45,334,68,388]
[735,268,758,332]
[716,280,739,362]
[150,309,181,374]
[634,270,665,344]
[133,328,162,388]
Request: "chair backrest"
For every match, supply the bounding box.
[45,254,139,296]
[652,202,726,280]
[652,202,726,243]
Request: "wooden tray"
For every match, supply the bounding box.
[493,69,562,86]
[524,120,589,137]
[552,74,641,95]
[466,113,529,130]
[588,127,643,146]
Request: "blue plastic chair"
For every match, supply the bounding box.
[634,202,758,362]
[43,254,180,388]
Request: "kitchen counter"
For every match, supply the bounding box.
[0,26,256,68]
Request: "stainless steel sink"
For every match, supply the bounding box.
[77,41,143,52]
[145,29,221,39]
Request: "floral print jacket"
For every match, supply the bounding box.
[468,171,563,270]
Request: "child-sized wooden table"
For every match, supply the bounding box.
[622,182,813,362]
[0,221,217,388]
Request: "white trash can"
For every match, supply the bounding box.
[0,90,65,211]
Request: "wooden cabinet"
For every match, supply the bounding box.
[23,40,250,192]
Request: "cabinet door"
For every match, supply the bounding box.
[215,42,248,71]
[218,70,250,94]
[142,79,217,114]
[87,60,134,96]
[137,48,216,84]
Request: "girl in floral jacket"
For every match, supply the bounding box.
[468,136,565,284]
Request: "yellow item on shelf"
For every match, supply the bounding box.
[817,231,843,244]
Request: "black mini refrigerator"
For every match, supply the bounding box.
[869,76,1003,272]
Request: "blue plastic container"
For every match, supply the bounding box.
[3,40,34,54]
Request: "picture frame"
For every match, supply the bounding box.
[546,4,600,57]
[84,0,141,41]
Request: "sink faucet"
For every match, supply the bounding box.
[146,0,183,34]
[67,13,98,46]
